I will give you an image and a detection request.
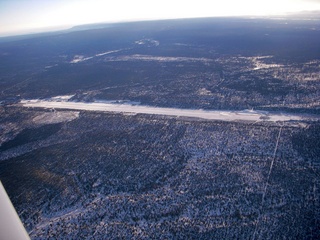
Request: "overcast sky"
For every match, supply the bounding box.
[1,0,320,37]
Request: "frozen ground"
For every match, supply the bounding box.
[20,98,315,122]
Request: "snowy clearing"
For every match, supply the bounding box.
[70,49,123,63]
[19,99,313,123]
[32,111,80,124]
[108,54,213,63]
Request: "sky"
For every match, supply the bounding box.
[1,0,320,37]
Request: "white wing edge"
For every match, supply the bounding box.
[0,181,30,240]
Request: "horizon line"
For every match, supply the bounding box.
[1,11,319,39]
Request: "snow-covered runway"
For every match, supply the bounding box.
[19,98,310,123]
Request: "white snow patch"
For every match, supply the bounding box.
[70,55,93,63]
[174,43,191,46]
[95,49,121,57]
[239,56,283,70]
[44,64,57,69]
[50,95,74,101]
[251,56,283,70]
[32,111,79,124]
[197,88,212,96]
[135,39,159,46]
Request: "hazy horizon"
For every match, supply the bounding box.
[1,0,320,37]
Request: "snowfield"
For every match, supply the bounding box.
[32,111,80,124]
[20,99,311,122]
